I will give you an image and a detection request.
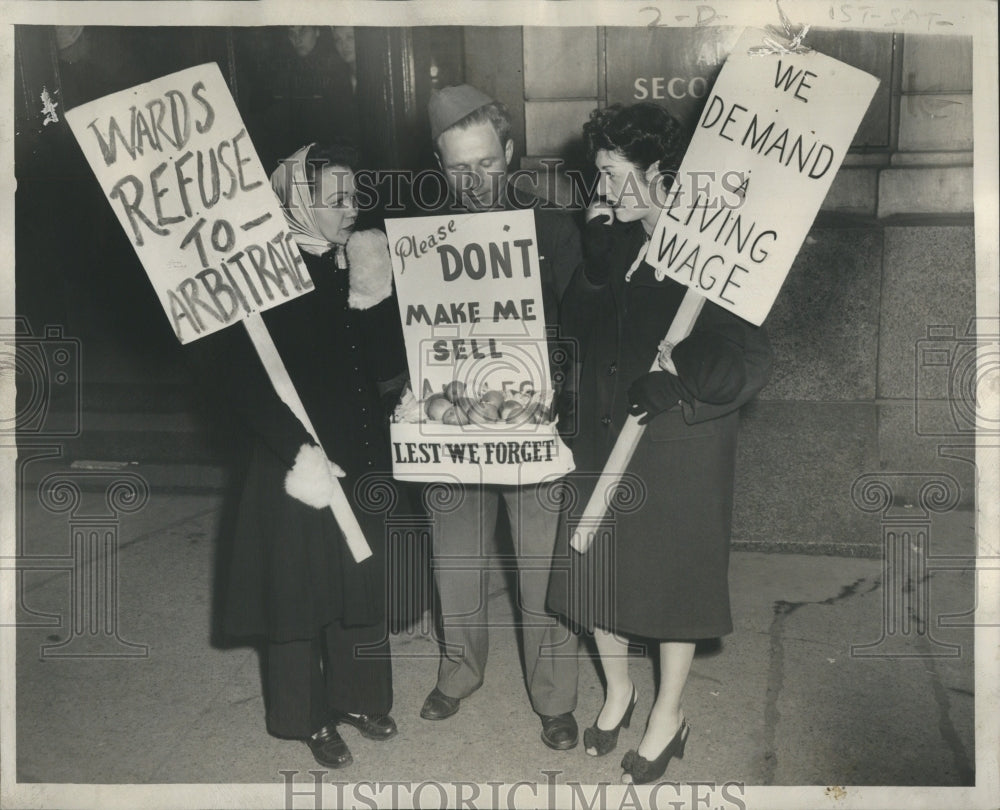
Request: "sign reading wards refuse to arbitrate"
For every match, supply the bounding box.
[648,28,880,326]
[65,63,312,344]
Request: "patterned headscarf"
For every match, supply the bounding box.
[269,143,335,257]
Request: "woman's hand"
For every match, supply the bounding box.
[284,443,346,509]
[656,339,677,374]
[627,371,687,425]
[586,198,615,225]
[582,200,616,285]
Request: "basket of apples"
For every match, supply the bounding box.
[388,380,574,484]
[422,381,550,427]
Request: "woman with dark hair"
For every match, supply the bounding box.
[189,141,406,768]
[550,104,773,783]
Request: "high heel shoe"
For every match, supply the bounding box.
[621,718,690,784]
[583,686,638,757]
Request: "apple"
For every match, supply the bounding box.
[467,402,500,424]
[425,394,451,421]
[443,380,467,403]
[500,401,525,422]
[442,406,470,425]
[522,401,547,424]
[480,390,504,409]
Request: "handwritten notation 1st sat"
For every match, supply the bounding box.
[637,3,955,33]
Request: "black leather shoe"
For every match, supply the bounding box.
[621,718,690,784]
[420,687,460,720]
[540,712,579,750]
[584,685,637,757]
[307,724,352,768]
[335,712,398,741]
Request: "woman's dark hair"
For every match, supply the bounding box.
[304,140,361,189]
[583,103,688,174]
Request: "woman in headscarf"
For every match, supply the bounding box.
[550,103,773,784]
[190,141,406,768]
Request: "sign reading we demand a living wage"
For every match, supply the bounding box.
[384,209,574,485]
[648,29,880,326]
[65,63,310,344]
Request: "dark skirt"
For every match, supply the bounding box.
[549,409,739,640]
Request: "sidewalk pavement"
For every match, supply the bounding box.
[12,481,975,789]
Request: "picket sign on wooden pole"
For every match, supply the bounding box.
[566,24,882,553]
[243,312,373,563]
[61,63,380,563]
[570,288,705,554]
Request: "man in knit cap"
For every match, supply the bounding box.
[418,84,582,751]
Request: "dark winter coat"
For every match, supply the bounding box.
[187,248,406,642]
[549,217,773,640]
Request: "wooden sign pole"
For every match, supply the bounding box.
[571,288,705,554]
[566,29,880,554]
[60,65,374,561]
[243,313,373,563]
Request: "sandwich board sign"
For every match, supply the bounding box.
[385,209,575,485]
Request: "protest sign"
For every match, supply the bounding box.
[65,63,371,562]
[385,210,574,485]
[573,29,880,552]
[65,63,312,344]
[647,28,880,326]
[388,209,552,402]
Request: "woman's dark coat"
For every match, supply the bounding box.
[187,248,406,642]
[550,217,773,640]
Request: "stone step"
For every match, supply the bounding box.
[64,423,235,465]
[79,382,207,413]
[17,458,233,494]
